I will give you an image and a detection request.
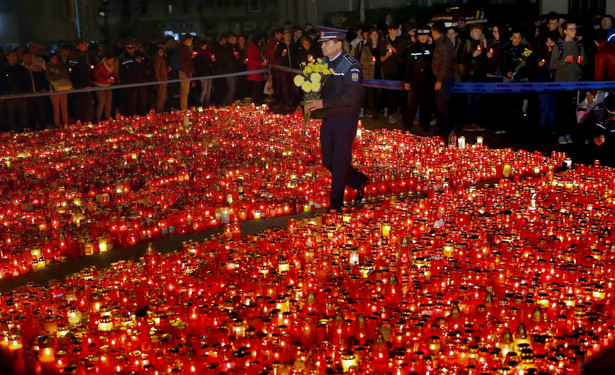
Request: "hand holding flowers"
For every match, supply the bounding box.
[294,56,334,137]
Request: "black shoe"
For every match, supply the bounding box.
[354,176,370,206]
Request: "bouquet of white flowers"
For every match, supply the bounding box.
[294,56,334,137]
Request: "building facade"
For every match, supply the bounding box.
[0,0,613,49]
[0,0,99,49]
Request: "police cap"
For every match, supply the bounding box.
[316,26,347,42]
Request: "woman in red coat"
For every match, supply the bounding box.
[247,34,267,105]
[93,53,118,123]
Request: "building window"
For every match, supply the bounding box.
[217,0,231,6]
[234,0,243,5]
[249,0,260,12]
[139,0,148,15]
[202,0,214,7]
[181,0,189,12]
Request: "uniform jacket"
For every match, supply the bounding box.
[118,51,149,84]
[402,41,435,84]
[432,34,456,82]
[313,52,363,120]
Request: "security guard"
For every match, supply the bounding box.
[402,27,435,134]
[305,26,369,212]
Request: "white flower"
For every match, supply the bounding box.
[311,82,321,92]
[301,81,312,92]
[293,75,305,87]
[310,73,321,83]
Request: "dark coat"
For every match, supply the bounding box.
[432,34,456,82]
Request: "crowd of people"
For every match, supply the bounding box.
[0,11,614,147]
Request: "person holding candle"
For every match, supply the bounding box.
[246,34,267,106]
[93,53,118,123]
[45,54,72,128]
[194,37,215,108]
[431,21,457,138]
[68,39,95,124]
[550,21,586,145]
[176,34,196,110]
[458,24,487,132]
[304,26,370,212]
[351,29,376,119]
[151,46,169,113]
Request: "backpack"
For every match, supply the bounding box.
[556,39,583,59]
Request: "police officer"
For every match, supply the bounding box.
[305,26,369,212]
[118,40,149,116]
[402,27,435,134]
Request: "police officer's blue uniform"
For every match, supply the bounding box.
[402,29,435,133]
[313,27,369,211]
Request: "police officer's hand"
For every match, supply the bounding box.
[305,99,323,112]
[404,82,411,90]
[434,81,442,91]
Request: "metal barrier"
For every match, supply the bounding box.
[1,65,611,101]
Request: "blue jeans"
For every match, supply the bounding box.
[538,93,556,128]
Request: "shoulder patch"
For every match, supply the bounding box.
[352,72,359,82]
[344,54,356,64]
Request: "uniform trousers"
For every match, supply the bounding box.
[320,114,367,210]
[404,82,434,132]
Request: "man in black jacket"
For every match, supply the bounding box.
[431,21,457,136]
[305,27,370,212]
[2,51,30,131]
[402,27,435,134]
[68,39,94,123]
[118,40,149,116]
